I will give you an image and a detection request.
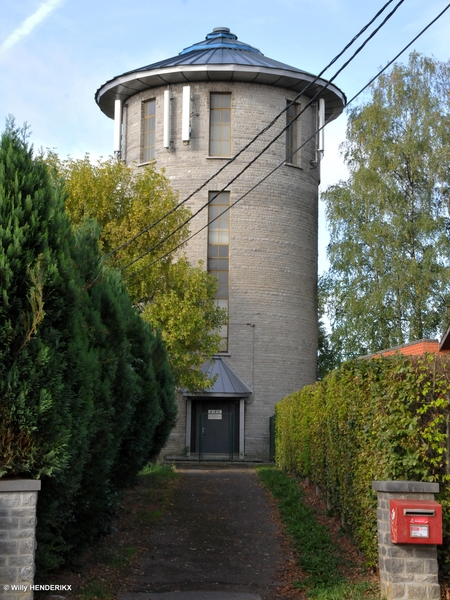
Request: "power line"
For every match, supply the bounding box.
[104,0,402,262]
[124,2,450,282]
[348,3,450,105]
[118,0,406,273]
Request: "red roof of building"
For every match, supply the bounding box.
[362,337,450,359]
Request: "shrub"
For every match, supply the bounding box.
[276,354,450,569]
[0,121,176,575]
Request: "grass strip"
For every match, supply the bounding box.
[257,467,379,599]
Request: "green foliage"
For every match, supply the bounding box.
[138,462,177,478]
[321,53,450,361]
[307,582,380,600]
[317,276,340,379]
[275,353,450,571]
[0,121,176,575]
[257,468,379,599]
[35,223,176,575]
[258,468,343,589]
[143,257,225,391]
[55,463,179,600]
[45,153,227,391]
[0,117,83,479]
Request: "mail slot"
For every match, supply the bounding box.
[390,499,442,545]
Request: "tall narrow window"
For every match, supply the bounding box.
[209,93,231,156]
[286,100,300,165]
[143,99,156,162]
[208,191,229,351]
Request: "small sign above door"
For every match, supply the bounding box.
[208,409,222,420]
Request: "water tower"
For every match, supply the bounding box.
[95,27,346,460]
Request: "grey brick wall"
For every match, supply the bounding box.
[0,480,40,600]
[123,81,320,460]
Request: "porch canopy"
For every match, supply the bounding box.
[183,357,252,398]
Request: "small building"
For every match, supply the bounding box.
[95,27,346,461]
[362,338,450,359]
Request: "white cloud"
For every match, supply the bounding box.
[0,0,65,61]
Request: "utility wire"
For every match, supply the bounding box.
[119,0,406,273]
[124,2,450,282]
[347,3,450,105]
[103,0,401,261]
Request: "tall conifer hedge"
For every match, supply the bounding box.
[0,121,176,574]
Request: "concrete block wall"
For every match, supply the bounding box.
[372,481,441,600]
[0,480,41,600]
[123,81,320,460]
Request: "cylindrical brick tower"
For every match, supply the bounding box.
[95,27,346,461]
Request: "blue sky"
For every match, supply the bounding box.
[1,0,449,271]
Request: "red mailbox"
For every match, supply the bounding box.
[390,499,442,545]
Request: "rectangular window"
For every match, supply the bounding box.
[286,100,300,165]
[208,191,229,351]
[143,99,156,162]
[209,93,231,156]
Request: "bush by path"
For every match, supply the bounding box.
[0,121,176,575]
[275,354,450,572]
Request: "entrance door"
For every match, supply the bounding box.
[200,410,234,454]
[191,400,239,456]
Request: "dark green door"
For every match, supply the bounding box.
[192,400,239,457]
[201,410,234,453]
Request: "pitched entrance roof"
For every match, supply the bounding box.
[95,27,346,121]
[183,356,252,398]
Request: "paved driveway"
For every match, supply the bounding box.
[117,467,289,600]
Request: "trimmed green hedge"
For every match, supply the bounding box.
[276,354,450,570]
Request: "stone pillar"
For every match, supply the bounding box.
[0,479,41,600]
[372,480,441,600]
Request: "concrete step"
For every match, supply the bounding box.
[161,457,274,470]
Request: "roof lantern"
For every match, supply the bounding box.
[179,27,262,55]
[210,26,233,35]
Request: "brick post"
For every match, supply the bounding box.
[0,480,41,600]
[372,480,440,600]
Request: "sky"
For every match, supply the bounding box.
[1,0,450,272]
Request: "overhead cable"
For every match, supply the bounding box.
[124,2,450,281]
[103,0,402,261]
[347,2,450,105]
[118,0,406,273]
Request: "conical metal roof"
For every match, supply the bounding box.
[95,27,346,120]
[183,356,252,398]
[178,27,263,57]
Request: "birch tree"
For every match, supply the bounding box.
[321,53,450,361]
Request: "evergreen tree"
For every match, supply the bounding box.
[0,118,98,569]
[321,53,450,360]
[0,118,88,478]
[0,121,175,574]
